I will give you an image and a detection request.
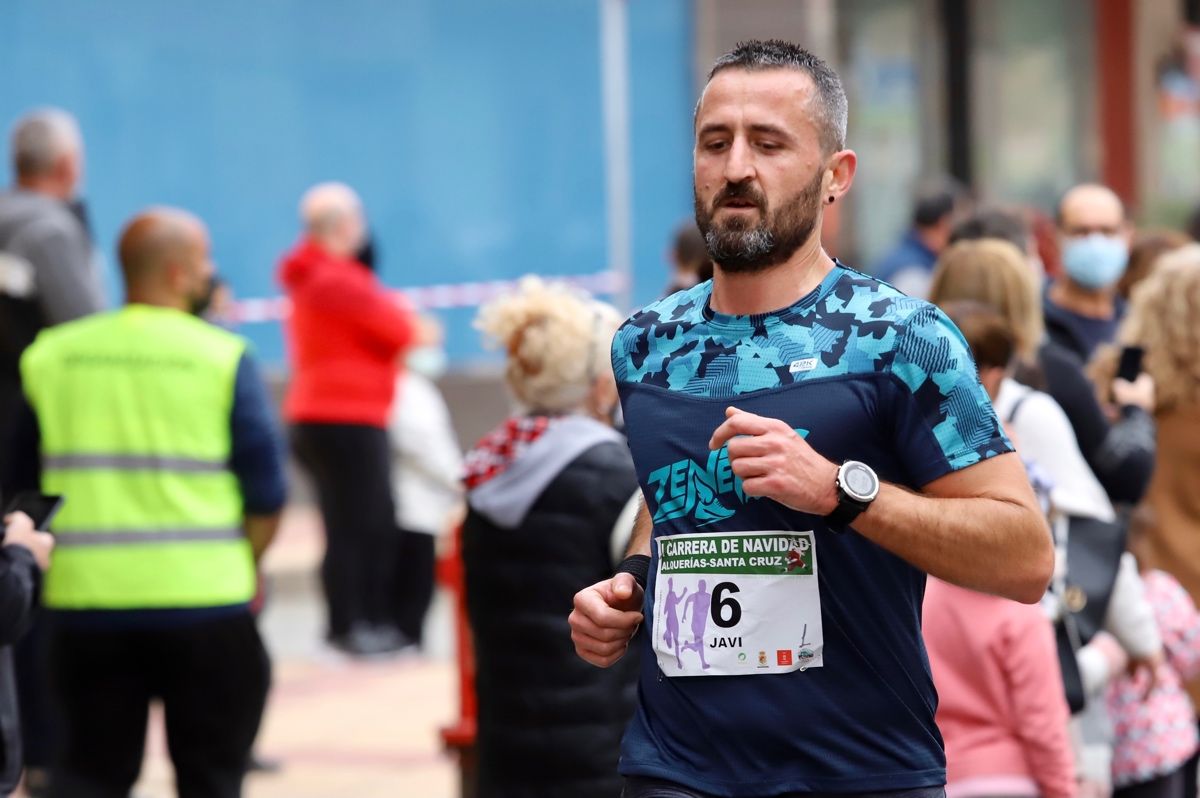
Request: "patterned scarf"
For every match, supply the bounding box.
[462,416,557,490]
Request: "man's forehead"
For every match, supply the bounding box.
[696,68,817,125]
[1060,187,1124,224]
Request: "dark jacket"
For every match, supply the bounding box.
[1042,289,1123,364]
[0,544,40,795]
[1035,339,1155,506]
[463,417,639,798]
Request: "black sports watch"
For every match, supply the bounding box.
[825,460,879,532]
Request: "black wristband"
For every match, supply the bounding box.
[615,554,651,590]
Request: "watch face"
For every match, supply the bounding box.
[843,462,878,501]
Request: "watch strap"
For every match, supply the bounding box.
[825,492,869,531]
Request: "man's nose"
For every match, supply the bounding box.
[722,138,755,184]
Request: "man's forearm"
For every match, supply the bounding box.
[624,496,652,558]
[854,483,1052,603]
[245,513,282,562]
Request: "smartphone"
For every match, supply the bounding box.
[1117,346,1144,383]
[3,492,64,531]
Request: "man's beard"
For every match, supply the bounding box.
[694,168,824,274]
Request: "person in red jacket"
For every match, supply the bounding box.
[279,182,417,656]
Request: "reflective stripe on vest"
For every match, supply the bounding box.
[21,306,255,610]
[43,454,227,473]
[54,528,244,547]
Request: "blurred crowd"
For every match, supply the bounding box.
[1,74,1200,798]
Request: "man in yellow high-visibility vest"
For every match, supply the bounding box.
[6,207,286,798]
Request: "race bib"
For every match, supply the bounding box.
[653,530,824,677]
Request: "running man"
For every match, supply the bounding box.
[568,40,1053,798]
[661,577,688,669]
[679,579,712,670]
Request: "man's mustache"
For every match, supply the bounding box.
[712,182,766,211]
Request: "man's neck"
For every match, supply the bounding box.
[15,177,69,201]
[1048,278,1115,320]
[305,234,352,262]
[125,291,187,313]
[709,236,834,316]
[914,226,944,256]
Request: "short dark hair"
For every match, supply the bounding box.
[949,206,1030,252]
[706,39,848,154]
[912,176,967,228]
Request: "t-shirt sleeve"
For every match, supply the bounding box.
[228,352,288,515]
[887,304,1013,487]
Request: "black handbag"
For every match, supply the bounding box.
[1053,514,1127,714]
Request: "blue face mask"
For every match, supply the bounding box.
[1062,234,1128,290]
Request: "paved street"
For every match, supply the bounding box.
[121,506,463,798]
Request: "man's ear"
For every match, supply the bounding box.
[824,149,857,204]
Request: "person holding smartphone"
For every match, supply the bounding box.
[0,510,53,797]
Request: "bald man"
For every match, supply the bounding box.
[1046,184,1134,361]
[278,183,417,657]
[6,207,286,798]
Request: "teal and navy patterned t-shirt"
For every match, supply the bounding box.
[612,263,1011,796]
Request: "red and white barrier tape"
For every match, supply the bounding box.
[227,269,627,324]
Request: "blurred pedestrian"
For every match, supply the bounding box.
[1045,184,1132,362]
[387,336,462,647]
[923,573,1075,798]
[1094,244,1200,798]
[7,208,285,798]
[0,109,104,793]
[464,277,638,798]
[1106,510,1200,798]
[663,222,713,296]
[0,511,52,798]
[279,183,418,656]
[872,175,967,297]
[0,109,104,484]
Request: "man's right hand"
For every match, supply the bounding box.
[569,572,645,667]
[3,512,54,571]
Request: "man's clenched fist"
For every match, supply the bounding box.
[569,572,644,667]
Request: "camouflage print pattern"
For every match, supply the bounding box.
[612,263,1011,472]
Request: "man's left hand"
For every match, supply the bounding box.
[709,406,839,516]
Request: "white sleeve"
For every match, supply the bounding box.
[1105,553,1163,659]
[393,375,464,492]
[610,491,642,569]
[1076,645,1114,696]
[1012,391,1114,522]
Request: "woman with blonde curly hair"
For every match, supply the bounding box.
[461,277,639,798]
[1112,246,1200,698]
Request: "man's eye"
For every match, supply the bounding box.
[704,140,728,152]
[758,141,780,151]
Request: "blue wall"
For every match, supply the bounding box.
[1,0,694,367]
